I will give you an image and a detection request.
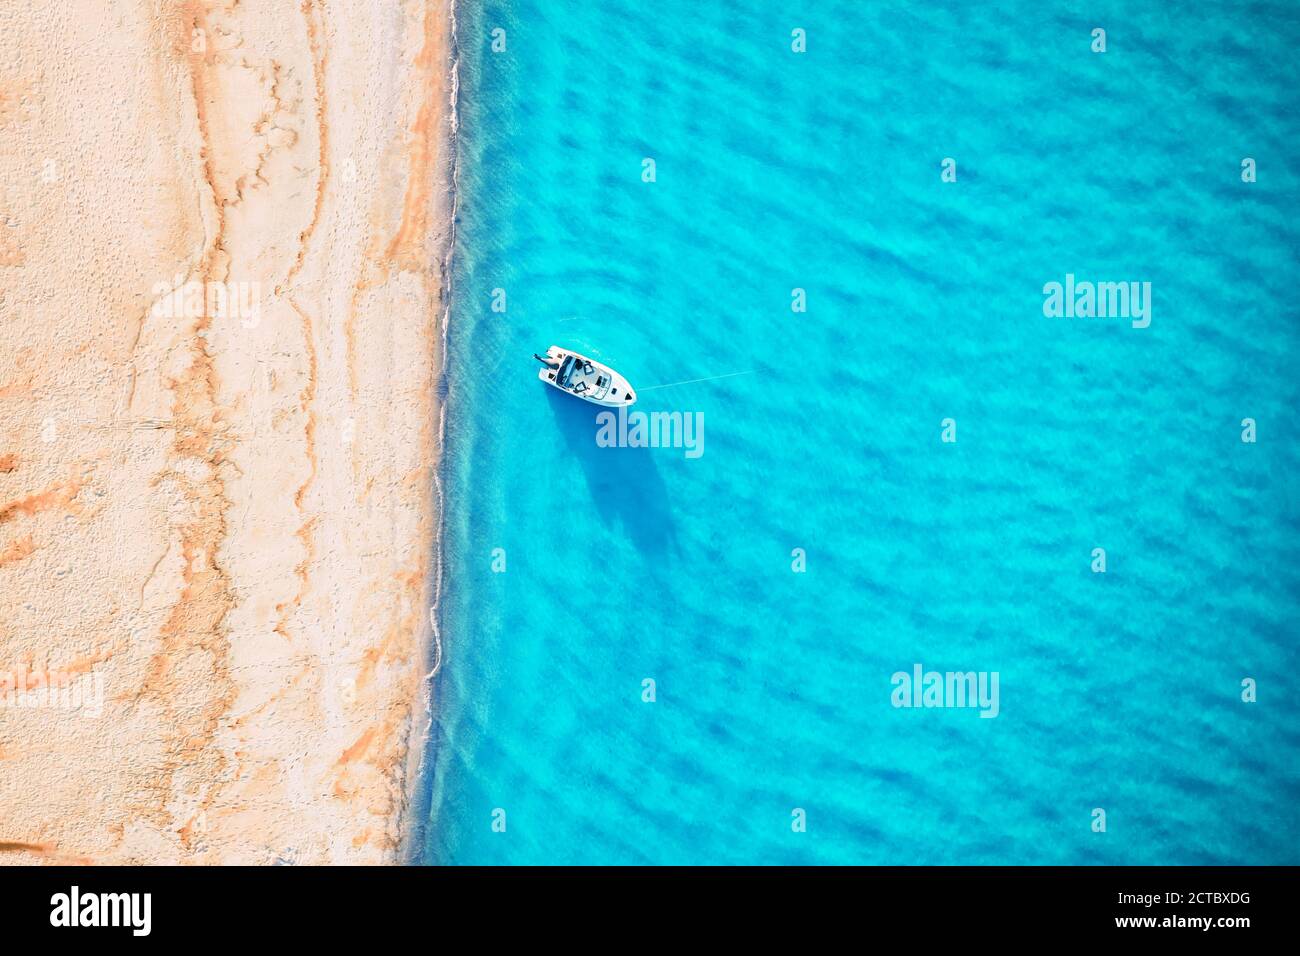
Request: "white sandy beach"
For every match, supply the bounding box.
[0,0,454,863]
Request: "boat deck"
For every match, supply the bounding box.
[561,356,613,400]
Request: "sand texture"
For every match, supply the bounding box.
[0,0,453,864]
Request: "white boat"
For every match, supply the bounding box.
[534,345,637,407]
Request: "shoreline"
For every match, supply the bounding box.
[1,1,456,864]
[402,0,462,865]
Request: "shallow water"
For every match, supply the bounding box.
[426,0,1300,864]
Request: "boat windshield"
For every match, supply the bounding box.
[557,355,575,386]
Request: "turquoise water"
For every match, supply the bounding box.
[425,0,1300,864]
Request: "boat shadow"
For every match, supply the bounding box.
[545,388,676,554]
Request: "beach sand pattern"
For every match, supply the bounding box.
[0,0,453,863]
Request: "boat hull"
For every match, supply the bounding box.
[537,345,636,407]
